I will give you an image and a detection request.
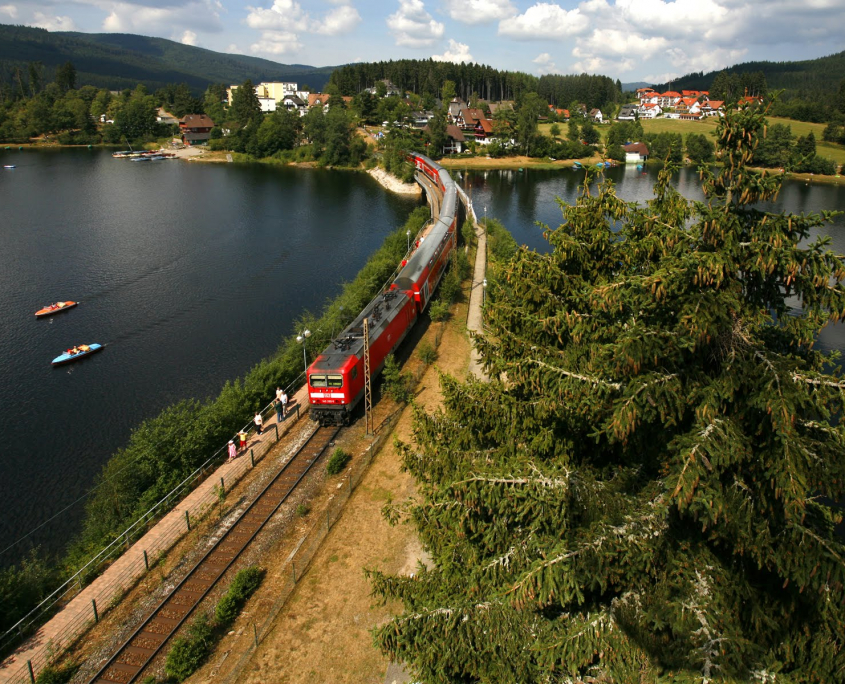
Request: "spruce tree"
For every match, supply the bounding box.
[370,104,845,682]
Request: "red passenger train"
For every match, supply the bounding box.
[307,154,459,426]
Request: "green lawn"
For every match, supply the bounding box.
[540,115,845,167]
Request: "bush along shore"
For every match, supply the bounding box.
[0,206,430,643]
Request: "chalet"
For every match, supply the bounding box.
[738,95,764,107]
[408,111,432,128]
[156,108,179,125]
[623,142,649,164]
[638,103,662,119]
[179,114,214,146]
[307,93,353,111]
[365,79,401,97]
[474,118,494,143]
[458,108,487,131]
[447,98,467,124]
[280,95,308,115]
[423,123,466,154]
[617,104,639,120]
[589,108,604,123]
[700,100,725,117]
[488,102,514,116]
[638,88,658,104]
[676,98,701,116]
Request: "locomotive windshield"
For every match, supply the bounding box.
[310,375,327,387]
[327,375,343,388]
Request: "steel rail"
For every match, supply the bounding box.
[88,425,341,684]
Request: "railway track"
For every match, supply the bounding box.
[88,424,341,684]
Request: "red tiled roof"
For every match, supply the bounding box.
[179,114,214,128]
[661,91,681,98]
[705,100,725,109]
[477,119,493,134]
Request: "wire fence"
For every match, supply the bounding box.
[0,388,306,684]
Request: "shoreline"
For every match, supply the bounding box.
[6,143,843,185]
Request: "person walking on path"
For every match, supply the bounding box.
[239,429,248,451]
[254,411,263,435]
[280,389,288,419]
[227,440,237,462]
[274,398,283,423]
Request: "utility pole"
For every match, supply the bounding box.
[363,317,373,436]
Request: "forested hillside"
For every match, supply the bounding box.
[329,60,623,111]
[0,24,335,94]
[656,50,845,96]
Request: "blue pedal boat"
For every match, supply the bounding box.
[52,343,104,366]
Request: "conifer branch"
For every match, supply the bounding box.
[792,374,845,390]
[527,359,622,390]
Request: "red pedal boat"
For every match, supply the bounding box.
[35,301,78,317]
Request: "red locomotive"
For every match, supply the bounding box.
[307,154,459,426]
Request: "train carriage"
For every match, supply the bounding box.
[307,154,459,426]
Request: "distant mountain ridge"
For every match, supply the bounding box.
[651,50,845,94]
[0,24,337,93]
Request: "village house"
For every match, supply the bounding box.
[623,141,649,164]
[179,114,214,145]
[156,108,179,126]
[257,97,276,113]
[589,108,604,123]
[617,104,639,120]
[365,79,401,97]
[638,103,663,119]
[700,100,725,117]
[423,123,466,154]
[280,95,308,115]
[488,102,514,116]
[474,118,494,144]
[307,93,353,112]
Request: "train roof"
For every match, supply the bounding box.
[311,289,412,371]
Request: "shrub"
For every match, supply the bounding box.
[326,447,352,476]
[381,355,413,404]
[296,502,311,516]
[418,340,437,365]
[429,300,450,323]
[35,664,78,684]
[165,613,214,683]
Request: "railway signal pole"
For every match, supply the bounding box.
[363,317,373,435]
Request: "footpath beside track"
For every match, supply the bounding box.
[0,389,310,684]
[88,425,340,684]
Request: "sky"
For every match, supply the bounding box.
[3,0,845,84]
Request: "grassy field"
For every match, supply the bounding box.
[540,115,845,167]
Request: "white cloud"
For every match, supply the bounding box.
[498,2,589,40]
[0,4,17,19]
[180,30,197,45]
[387,0,444,47]
[572,55,635,74]
[250,31,303,55]
[102,1,222,34]
[532,52,561,74]
[432,38,474,63]
[245,0,359,34]
[244,0,359,57]
[442,0,516,24]
[575,29,667,58]
[226,43,241,53]
[31,11,77,31]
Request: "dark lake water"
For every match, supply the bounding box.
[0,149,419,564]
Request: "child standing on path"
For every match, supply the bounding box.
[254,411,263,435]
[227,440,237,462]
[239,429,248,451]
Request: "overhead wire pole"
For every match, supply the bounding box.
[363,317,373,436]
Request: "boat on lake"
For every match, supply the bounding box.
[35,301,78,317]
[3,165,15,169]
[52,343,103,366]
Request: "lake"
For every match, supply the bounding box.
[1,153,843,565]
[0,148,419,563]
